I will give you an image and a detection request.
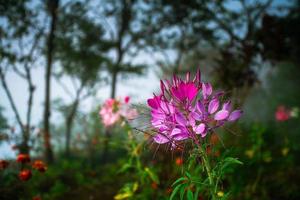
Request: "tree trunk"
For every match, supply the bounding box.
[0,68,29,154]
[110,70,118,99]
[65,99,79,157]
[43,0,59,163]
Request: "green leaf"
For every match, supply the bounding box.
[144,167,159,184]
[185,172,192,179]
[172,177,187,187]
[187,189,193,200]
[224,157,243,165]
[194,187,200,200]
[117,163,132,173]
[170,184,182,200]
[180,184,187,200]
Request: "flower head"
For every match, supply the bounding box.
[147,69,242,146]
[175,157,183,166]
[17,154,30,163]
[32,160,47,173]
[19,169,32,181]
[99,96,138,127]
[275,105,291,121]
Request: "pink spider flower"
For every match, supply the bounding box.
[100,96,138,127]
[275,105,291,122]
[147,69,242,145]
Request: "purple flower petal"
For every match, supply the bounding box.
[175,112,187,126]
[194,69,201,83]
[153,133,169,144]
[191,111,202,121]
[197,100,205,115]
[147,96,161,109]
[170,128,181,136]
[147,99,157,109]
[200,131,207,138]
[222,101,231,111]
[194,123,205,134]
[214,110,229,121]
[186,83,198,101]
[208,99,219,114]
[160,80,166,95]
[186,72,190,82]
[228,110,242,121]
[202,83,212,99]
[173,133,189,141]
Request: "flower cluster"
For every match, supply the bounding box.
[147,70,242,146]
[99,96,138,127]
[1,154,48,182]
[275,105,299,122]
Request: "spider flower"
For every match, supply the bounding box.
[147,69,242,145]
[99,96,138,127]
[275,105,291,122]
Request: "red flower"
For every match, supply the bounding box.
[17,154,30,163]
[32,196,41,200]
[19,169,32,181]
[175,157,183,166]
[275,106,290,122]
[0,160,9,170]
[151,182,158,190]
[32,160,47,173]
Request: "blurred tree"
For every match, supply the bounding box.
[0,106,9,143]
[92,0,150,163]
[97,0,147,98]
[53,1,110,157]
[258,0,300,64]
[141,0,217,76]
[144,0,277,99]
[0,0,43,154]
[43,0,59,163]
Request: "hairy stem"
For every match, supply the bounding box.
[199,144,217,200]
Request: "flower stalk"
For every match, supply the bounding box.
[199,143,217,200]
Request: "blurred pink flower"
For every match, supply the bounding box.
[125,96,130,104]
[275,106,290,121]
[99,97,138,127]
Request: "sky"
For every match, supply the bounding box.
[0,51,165,158]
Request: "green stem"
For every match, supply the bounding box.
[199,144,217,200]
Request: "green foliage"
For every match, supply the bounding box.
[0,106,8,131]
[55,1,111,86]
